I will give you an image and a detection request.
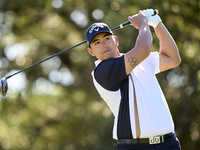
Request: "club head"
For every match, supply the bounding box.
[0,78,8,97]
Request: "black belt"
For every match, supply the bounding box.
[115,132,176,145]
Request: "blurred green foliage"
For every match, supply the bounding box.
[0,0,200,149]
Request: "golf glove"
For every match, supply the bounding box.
[142,9,162,28]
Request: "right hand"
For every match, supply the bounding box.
[128,11,148,29]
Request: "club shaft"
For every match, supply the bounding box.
[4,9,158,80]
[5,40,87,80]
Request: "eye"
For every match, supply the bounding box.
[105,37,110,40]
[94,41,100,45]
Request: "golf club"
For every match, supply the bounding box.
[0,9,158,97]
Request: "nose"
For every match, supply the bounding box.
[102,41,108,48]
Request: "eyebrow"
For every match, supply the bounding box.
[91,33,112,44]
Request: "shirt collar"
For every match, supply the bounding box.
[94,53,124,67]
[94,60,102,67]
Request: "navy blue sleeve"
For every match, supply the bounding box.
[94,55,128,91]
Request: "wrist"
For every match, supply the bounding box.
[139,19,149,28]
[154,21,162,29]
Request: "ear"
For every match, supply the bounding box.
[87,47,94,56]
[114,36,119,46]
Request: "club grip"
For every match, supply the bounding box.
[111,9,158,31]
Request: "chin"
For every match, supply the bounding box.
[105,56,115,60]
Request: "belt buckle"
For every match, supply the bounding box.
[149,136,161,144]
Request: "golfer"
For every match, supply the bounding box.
[86,9,181,150]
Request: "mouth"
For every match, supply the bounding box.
[102,49,110,54]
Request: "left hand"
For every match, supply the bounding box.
[142,9,162,28]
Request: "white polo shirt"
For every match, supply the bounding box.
[91,52,174,139]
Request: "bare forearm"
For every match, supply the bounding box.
[136,23,152,52]
[155,22,178,54]
[124,22,152,74]
[155,22,181,71]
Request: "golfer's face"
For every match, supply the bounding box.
[89,32,119,60]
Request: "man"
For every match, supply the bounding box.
[86,9,181,150]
